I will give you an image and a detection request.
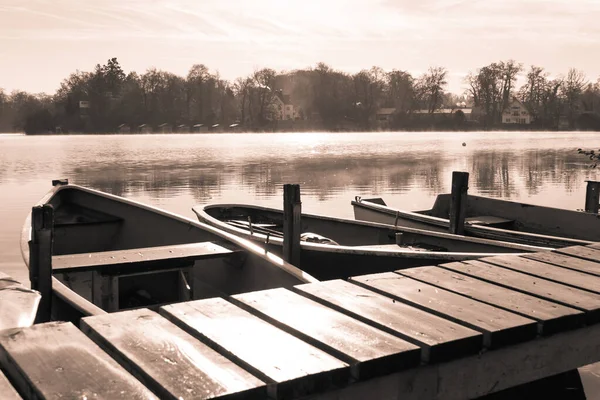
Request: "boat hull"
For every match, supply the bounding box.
[193,204,544,281]
[352,197,594,248]
[20,183,315,321]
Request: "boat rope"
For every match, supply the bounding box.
[248,216,254,235]
[394,211,400,227]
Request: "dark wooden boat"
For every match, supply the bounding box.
[352,195,597,249]
[193,203,550,281]
[19,181,316,322]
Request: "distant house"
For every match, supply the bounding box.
[413,108,474,120]
[176,124,190,133]
[272,92,303,120]
[375,108,396,129]
[138,124,152,133]
[118,124,130,134]
[158,123,172,133]
[192,124,208,132]
[558,115,569,130]
[502,99,532,124]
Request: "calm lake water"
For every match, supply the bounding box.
[1,131,600,284]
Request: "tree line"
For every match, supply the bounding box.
[0,58,599,134]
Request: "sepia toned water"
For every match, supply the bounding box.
[1,131,600,284]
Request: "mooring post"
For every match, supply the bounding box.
[29,204,54,323]
[585,180,600,214]
[283,184,302,266]
[449,171,469,235]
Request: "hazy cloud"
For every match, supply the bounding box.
[0,0,598,93]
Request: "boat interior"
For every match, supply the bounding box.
[33,186,308,315]
[202,204,548,254]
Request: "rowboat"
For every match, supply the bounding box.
[352,195,597,249]
[20,181,316,322]
[192,203,550,281]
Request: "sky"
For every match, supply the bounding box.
[0,0,598,95]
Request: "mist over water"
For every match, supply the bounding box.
[1,131,599,281]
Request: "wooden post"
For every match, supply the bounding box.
[449,171,469,235]
[29,204,54,323]
[283,184,302,267]
[585,180,600,213]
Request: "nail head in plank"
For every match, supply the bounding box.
[482,255,600,294]
[0,272,41,331]
[350,272,537,349]
[524,251,600,276]
[292,279,482,364]
[0,322,158,400]
[0,369,22,400]
[160,297,349,399]
[81,308,267,400]
[397,266,584,335]
[441,260,600,323]
[556,246,600,264]
[232,288,420,381]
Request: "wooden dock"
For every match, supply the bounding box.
[3,244,600,399]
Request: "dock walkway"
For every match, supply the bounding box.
[3,244,600,399]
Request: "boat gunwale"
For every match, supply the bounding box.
[20,183,318,318]
[194,203,549,257]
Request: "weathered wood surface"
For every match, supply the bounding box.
[283,183,302,267]
[0,369,22,400]
[524,251,600,276]
[52,241,237,273]
[441,260,600,323]
[350,272,537,349]
[0,321,158,400]
[481,255,600,294]
[397,266,584,334]
[465,215,514,226]
[0,272,41,331]
[293,279,482,363]
[29,204,54,323]
[160,297,349,399]
[449,171,469,235]
[81,308,266,400]
[301,320,600,400]
[232,288,420,380]
[556,246,600,264]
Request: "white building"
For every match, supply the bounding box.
[502,99,532,124]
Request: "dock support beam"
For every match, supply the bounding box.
[449,171,469,235]
[585,180,600,214]
[29,204,54,323]
[283,184,302,267]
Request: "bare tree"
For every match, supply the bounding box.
[416,67,448,113]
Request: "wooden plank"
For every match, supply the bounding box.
[302,321,600,400]
[397,266,584,335]
[160,297,349,399]
[292,279,482,363]
[556,246,600,264]
[524,251,600,276]
[232,288,421,380]
[440,260,600,324]
[350,272,537,349]
[0,322,158,400]
[81,308,267,400]
[587,242,600,250]
[0,369,22,400]
[481,255,600,294]
[52,241,238,273]
[0,272,41,331]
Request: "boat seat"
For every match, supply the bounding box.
[465,216,514,228]
[52,241,241,274]
[52,241,243,312]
